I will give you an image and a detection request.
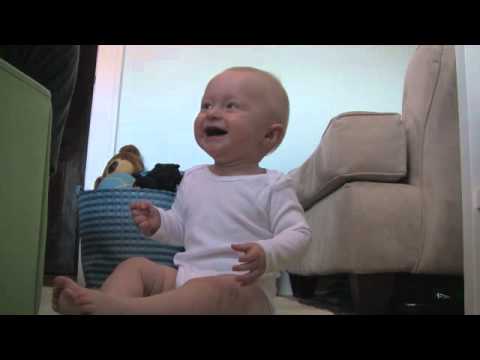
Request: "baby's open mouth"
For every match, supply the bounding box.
[205,126,228,137]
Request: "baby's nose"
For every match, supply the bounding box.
[206,106,221,119]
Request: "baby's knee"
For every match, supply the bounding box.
[201,278,245,312]
[211,278,270,314]
[117,256,152,270]
[216,279,242,302]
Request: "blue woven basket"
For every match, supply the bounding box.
[78,188,184,288]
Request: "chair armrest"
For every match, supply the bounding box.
[289,111,407,210]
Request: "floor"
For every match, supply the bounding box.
[38,286,333,315]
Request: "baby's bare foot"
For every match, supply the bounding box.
[52,276,91,314]
[52,276,130,315]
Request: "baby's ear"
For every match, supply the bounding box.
[264,123,284,150]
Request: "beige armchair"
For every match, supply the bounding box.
[287,45,463,314]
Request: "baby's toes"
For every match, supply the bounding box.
[79,303,96,315]
[63,288,78,301]
[51,299,59,312]
[74,292,93,306]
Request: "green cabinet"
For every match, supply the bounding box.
[0,58,52,314]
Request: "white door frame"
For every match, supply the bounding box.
[456,45,480,315]
[84,45,125,192]
[78,45,125,286]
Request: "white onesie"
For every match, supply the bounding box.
[151,165,311,312]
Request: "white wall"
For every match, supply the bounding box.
[456,45,480,314]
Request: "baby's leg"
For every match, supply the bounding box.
[52,276,133,314]
[100,257,177,297]
[52,257,177,314]
[53,274,271,315]
[117,275,272,315]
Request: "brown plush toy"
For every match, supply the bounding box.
[94,145,145,190]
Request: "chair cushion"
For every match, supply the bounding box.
[287,182,422,275]
[289,112,407,210]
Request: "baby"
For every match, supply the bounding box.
[52,66,311,315]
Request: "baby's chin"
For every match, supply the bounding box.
[198,137,229,153]
[204,148,236,165]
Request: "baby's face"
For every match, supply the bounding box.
[194,70,278,166]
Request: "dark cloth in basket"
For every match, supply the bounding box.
[133,163,183,192]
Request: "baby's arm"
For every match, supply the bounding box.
[130,182,186,247]
[149,205,184,247]
[130,201,161,236]
[256,178,311,274]
[231,177,311,285]
[231,242,267,286]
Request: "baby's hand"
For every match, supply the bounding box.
[231,243,266,286]
[130,200,161,237]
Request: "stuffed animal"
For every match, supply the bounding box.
[94,145,145,190]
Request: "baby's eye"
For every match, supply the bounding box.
[201,102,212,111]
[226,102,239,109]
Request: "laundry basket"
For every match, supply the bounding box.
[78,188,184,288]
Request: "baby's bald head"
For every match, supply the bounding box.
[220,67,290,150]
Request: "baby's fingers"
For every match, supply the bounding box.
[232,261,257,272]
[137,221,155,235]
[130,201,152,211]
[132,210,145,218]
[132,214,148,225]
[238,254,257,263]
[235,270,262,286]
